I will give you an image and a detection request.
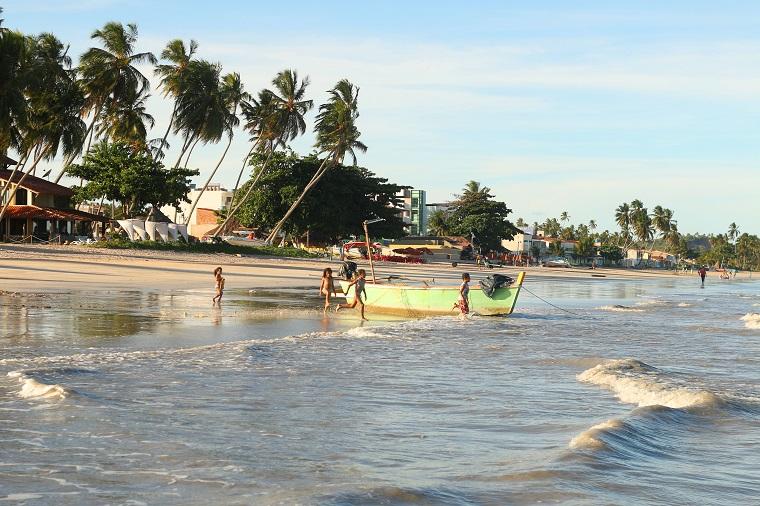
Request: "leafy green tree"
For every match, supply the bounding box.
[598,244,623,264]
[445,181,519,253]
[265,79,366,244]
[235,152,404,241]
[67,141,197,217]
[572,236,596,263]
[548,240,565,257]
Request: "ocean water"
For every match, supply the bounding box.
[1,273,760,505]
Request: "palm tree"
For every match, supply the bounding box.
[265,79,366,244]
[630,204,653,247]
[183,71,249,226]
[169,59,225,171]
[54,22,156,182]
[0,34,86,222]
[462,180,491,198]
[0,15,28,158]
[560,211,569,223]
[428,210,450,236]
[154,39,197,160]
[588,219,597,230]
[515,217,526,228]
[548,240,565,257]
[214,69,313,237]
[97,88,154,148]
[728,222,739,253]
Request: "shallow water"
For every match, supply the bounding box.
[1,274,760,504]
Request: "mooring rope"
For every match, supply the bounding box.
[520,285,597,319]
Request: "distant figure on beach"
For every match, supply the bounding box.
[213,266,225,305]
[452,272,471,316]
[319,267,338,312]
[336,269,367,320]
[698,266,707,288]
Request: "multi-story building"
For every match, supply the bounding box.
[161,183,234,238]
[396,188,427,236]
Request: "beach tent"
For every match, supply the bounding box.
[154,222,169,242]
[117,220,136,240]
[176,224,188,242]
[145,220,158,241]
[130,219,149,240]
[167,223,179,241]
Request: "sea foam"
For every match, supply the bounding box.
[577,359,721,409]
[741,313,760,329]
[7,371,72,400]
[596,305,644,313]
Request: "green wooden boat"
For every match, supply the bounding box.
[338,271,526,317]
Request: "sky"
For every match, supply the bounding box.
[4,0,760,235]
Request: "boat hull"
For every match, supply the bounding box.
[339,272,525,317]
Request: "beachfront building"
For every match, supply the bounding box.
[501,226,541,255]
[0,166,106,242]
[161,183,233,239]
[624,248,677,268]
[396,188,427,236]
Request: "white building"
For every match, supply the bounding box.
[501,226,535,254]
[160,183,233,238]
[395,188,427,236]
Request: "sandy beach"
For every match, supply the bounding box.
[0,244,741,293]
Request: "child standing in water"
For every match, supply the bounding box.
[336,269,368,320]
[452,272,471,316]
[212,266,225,306]
[319,267,338,312]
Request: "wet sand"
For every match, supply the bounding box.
[0,243,744,293]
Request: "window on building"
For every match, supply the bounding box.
[15,188,27,205]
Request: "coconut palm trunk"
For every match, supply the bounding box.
[264,154,333,244]
[212,146,274,237]
[156,102,177,160]
[183,135,233,226]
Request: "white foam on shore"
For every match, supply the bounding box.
[677,303,692,307]
[597,305,644,313]
[7,371,71,400]
[577,359,721,409]
[569,418,624,450]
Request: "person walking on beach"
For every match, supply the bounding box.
[698,266,707,288]
[452,272,471,316]
[336,269,368,320]
[213,266,225,305]
[319,267,338,313]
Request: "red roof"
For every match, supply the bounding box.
[2,205,106,222]
[0,169,73,197]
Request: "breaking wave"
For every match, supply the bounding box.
[577,359,721,409]
[7,370,79,400]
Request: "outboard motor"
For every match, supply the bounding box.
[479,274,515,298]
[338,261,358,280]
